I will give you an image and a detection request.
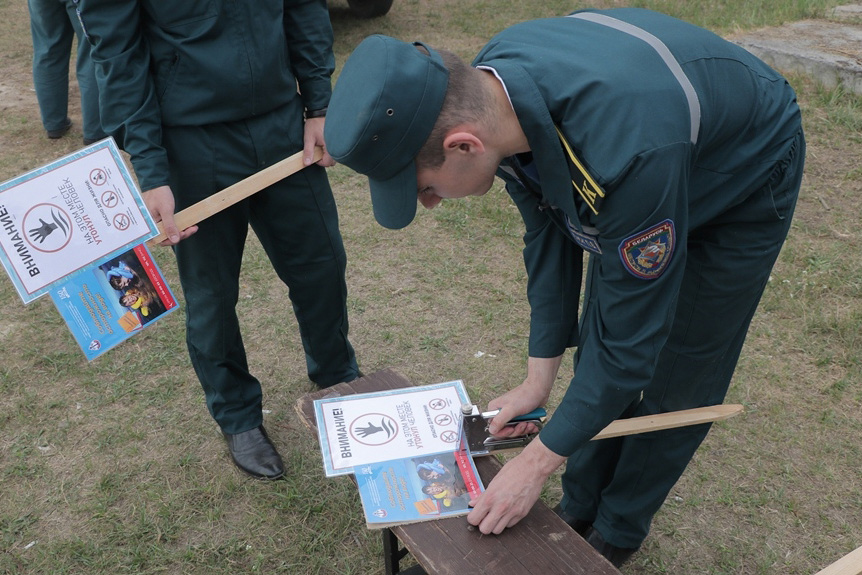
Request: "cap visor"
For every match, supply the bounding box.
[369,161,419,230]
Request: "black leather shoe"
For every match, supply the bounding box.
[83,137,102,146]
[223,425,285,480]
[319,369,365,389]
[552,504,592,536]
[585,527,639,568]
[47,118,72,139]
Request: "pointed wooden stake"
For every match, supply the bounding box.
[813,545,862,575]
[592,404,744,440]
[149,147,323,244]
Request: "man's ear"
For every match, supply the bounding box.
[442,130,485,156]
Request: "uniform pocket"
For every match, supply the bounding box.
[765,129,805,221]
[143,2,218,29]
[154,52,180,101]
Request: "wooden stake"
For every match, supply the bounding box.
[814,545,862,575]
[148,147,323,244]
[592,404,744,440]
[483,404,744,457]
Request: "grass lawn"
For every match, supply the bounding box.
[1,1,860,573]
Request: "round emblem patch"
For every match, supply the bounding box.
[618,219,675,279]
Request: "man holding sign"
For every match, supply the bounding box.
[78,0,361,480]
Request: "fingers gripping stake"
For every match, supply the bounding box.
[148,147,323,244]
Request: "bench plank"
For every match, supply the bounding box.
[295,368,621,575]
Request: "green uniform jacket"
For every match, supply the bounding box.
[473,8,802,456]
[79,0,335,191]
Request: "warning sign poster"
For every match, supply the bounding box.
[0,138,155,303]
[313,380,470,477]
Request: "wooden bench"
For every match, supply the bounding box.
[296,368,622,575]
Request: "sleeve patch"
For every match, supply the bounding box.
[618,219,675,280]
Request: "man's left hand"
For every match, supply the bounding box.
[467,436,566,534]
[304,117,335,167]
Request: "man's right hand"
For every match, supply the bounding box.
[486,355,563,436]
[143,185,198,246]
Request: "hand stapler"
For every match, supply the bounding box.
[460,404,547,456]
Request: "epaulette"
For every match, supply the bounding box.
[555,126,606,215]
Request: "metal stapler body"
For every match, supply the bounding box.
[460,404,547,456]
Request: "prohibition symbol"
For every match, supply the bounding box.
[113,212,131,230]
[90,168,107,186]
[440,429,459,443]
[434,413,453,426]
[101,190,119,208]
[429,398,447,410]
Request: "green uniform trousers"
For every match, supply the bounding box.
[27,0,105,141]
[162,100,358,435]
[560,130,805,549]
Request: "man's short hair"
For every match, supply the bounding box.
[325,36,493,229]
[416,48,494,171]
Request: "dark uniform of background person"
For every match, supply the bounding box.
[77,0,361,480]
[324,8,805,567]
[27,0,106,144]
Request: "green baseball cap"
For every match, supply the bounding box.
[325,35,449,230]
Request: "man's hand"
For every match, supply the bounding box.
[486,355,563,436]
[144,185,198,246]
[304,117,335,167]
[466,436,565,534]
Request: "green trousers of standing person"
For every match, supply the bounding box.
[27,0,106,142]
[162,100,359,435]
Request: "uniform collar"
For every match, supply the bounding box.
[483,59,578,217]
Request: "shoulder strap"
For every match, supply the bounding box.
[555,126,606,215]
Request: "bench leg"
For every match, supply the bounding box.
[383,528,426,575]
